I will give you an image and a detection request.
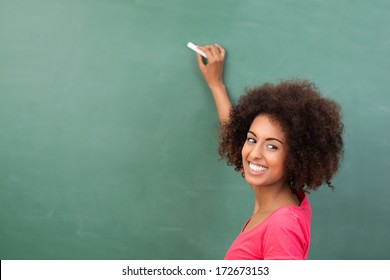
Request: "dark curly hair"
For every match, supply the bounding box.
[219,79,344,193]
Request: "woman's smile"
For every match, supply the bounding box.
[248,162,268,174]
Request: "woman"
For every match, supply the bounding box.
[194,44,344,259]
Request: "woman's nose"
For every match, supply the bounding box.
[250,144,264,160]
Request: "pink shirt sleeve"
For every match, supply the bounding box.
[262,210,308,260]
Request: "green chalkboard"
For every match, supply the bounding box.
[1,0,389,259]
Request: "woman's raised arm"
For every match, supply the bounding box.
[196,44,232,125]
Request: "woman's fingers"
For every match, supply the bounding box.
[198,45,213,60]
[209,45,221,59]
[215,44,226,59]
[198,44,225,62]
[195,44,226,88]
[196,50,206,69]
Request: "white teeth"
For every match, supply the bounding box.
[249,162,267,173]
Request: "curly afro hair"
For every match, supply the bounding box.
[219,79,344,193]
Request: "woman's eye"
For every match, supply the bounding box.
[247,137,256,143]
[266,144,278,150]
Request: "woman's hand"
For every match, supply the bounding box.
[195,44,231,124]
[196,44,226,90]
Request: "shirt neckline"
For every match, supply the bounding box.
[240,192,307,235]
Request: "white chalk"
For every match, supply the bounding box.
[187,42,207,58]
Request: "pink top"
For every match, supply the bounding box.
[224,192,311,260]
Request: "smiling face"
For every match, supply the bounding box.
[241,114,288,189]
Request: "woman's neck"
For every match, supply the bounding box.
[251,183,299,215]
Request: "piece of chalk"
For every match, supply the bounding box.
[187,42,207,58]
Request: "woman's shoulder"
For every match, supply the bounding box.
[268,206,305,225]
[267,195,311,227]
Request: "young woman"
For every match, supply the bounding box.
[194,44,344,260]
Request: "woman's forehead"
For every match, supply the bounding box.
[249,114,286,140]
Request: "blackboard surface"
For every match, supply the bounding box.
[1,0,389,259]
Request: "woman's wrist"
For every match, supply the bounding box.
[209,82,226,93]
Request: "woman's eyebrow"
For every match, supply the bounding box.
[266,138,284,144]
[248,130,257,137]
[248,131,284,144]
